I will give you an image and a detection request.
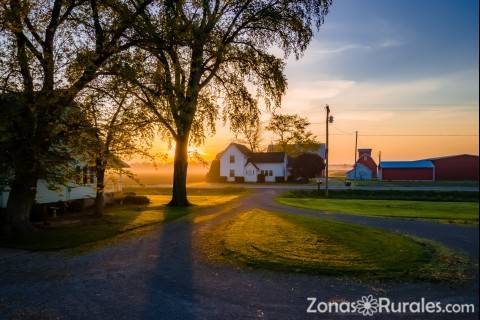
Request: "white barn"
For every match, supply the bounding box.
[219,143,288,182]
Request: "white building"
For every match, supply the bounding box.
[219,143,288,182]
[0,162,127,209]
[346,163,373,180]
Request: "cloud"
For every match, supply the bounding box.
[313,44,372,55]
[379,39,404,48]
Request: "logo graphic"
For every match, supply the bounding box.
[356,295,379,316]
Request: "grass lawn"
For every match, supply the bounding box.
[200,209,470,281]
[0,192,242,251]
[276,197,479,224]
[351,180,479,188]
[124,186,248,196]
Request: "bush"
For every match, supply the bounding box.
[275,176,285,183]
[66,199,85,212]
[218,176,227,183]
[235,176,245,183]
[257,174,265,183]
[122,195,150,205]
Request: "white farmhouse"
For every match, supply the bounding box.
[219,143,288,182]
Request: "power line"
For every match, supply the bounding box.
[313,133,478,137]
[360,134,479,137]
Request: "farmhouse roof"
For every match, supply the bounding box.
[379,160,434,169]
[248,152,285,163]
[422,154,479,161]
[218,143,252,158]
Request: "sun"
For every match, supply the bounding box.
[166,145,206,159]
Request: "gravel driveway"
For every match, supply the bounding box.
[0,189,478,320]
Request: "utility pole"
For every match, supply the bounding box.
[325,105,333,197]
[353,131,358,180]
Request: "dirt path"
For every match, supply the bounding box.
[0,190,478,319]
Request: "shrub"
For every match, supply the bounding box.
[66,199,86,212]
[257,174,265,183]
[235,176,245,183]
[123,195,150,205]
[218,176,227,183]
[275,176,285,183]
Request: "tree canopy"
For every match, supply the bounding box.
[266,113,318,152]
[123,0,332,205]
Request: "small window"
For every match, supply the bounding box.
[229,169,235,177]
[230,155,235,163]
[269,170,273,176]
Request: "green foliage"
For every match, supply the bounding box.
[266,113,318,151]
[0,0,153,194]
[121,0,332,145]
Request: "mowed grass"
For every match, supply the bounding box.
[0,193,241,251]
[201,209,469,281]
[276,197,479,224]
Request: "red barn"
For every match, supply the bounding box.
[379,160,435,181]
[426,154,479,181]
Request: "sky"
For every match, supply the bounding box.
[154,0,479,165]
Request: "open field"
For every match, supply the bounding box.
[0,193,242,251]
[276,197,479,224]
[200,209,470,281]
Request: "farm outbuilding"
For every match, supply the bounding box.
[379,160,435,181]
[425,154,479,181]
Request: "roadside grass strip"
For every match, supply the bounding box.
[276,197,478,224]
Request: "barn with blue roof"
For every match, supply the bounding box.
[378,160,435,181]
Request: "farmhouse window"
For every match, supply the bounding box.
[230,155,235,163]
[269,170,273,176]
[229,169,235,177]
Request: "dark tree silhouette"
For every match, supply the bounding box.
[127,0,332,206]
[290,153,325,179]
[0,0,152,235]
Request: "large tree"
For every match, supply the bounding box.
[127,0,332,206]
[0,0,152,235]
[266,113,317,152]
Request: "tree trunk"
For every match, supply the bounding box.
[1,175,37,238]
[94,161,105,216]
[169,136,191,206]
